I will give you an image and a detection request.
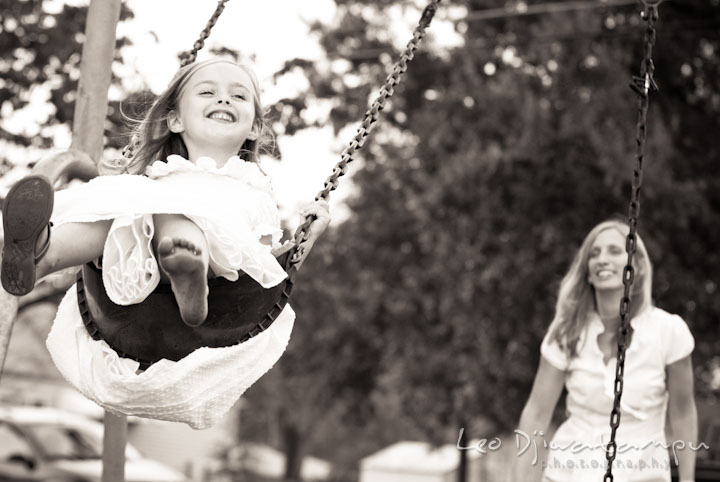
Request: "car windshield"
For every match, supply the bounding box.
[25,424,102,460]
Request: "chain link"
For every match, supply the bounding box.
[121,135,139,162]
[180,0,231,67]
[290,0,442,265]
[603,2,659,481]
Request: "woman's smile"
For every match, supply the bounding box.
[587,228,627,290]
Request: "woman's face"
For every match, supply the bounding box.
[587,228,627,292]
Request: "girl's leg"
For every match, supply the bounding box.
[36,220,112,280]
[152,214,210,327]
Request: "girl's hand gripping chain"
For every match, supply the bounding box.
[300,199,331,245]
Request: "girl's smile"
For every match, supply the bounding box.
[207,110,235,123]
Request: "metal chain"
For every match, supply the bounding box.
[290,0,442,265]
[603,1,660,480]
[121,136,138,161]
[180,0,231,67]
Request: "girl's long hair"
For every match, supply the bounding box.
[103,58,273,175]
[547,219,653,358]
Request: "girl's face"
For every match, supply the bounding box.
[169,61,257,157]
[587,228,627,292]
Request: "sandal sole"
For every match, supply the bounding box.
[1,176,54,296]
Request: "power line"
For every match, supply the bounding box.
[460,0,643,22]
[337,20,717,61]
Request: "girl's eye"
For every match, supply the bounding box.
[232,93,246,100]
[199,90,214,96]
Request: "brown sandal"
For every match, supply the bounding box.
[1,175,54,296]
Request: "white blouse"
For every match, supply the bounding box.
[540,306,694,482]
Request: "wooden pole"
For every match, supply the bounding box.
[457,425,468,482]
[71,1,124,481]
[72,0,122,163]
[103,411,128,482]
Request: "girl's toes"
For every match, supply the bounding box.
[158,237,175,257]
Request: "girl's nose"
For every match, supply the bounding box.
[217,98,230,105]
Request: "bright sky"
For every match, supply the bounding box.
[2,1,464,224]
[114,1,463,223]
[117,0,349,224]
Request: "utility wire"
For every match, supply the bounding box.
[338,20,718,61]
[460,0,644,22]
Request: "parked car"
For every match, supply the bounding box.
[0,405,188,482]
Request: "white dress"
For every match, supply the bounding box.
[45,155,295,429]
[540,307,695,482]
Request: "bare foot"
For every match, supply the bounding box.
[157,237,208,327]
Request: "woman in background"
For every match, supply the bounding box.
[514,219,697,482]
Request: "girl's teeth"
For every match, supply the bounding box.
[210,112,232,121]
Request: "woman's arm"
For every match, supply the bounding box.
[666,355,697,482]
[513,356,566,482]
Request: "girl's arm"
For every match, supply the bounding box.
[666,355,697,482]
[513,357,565,482]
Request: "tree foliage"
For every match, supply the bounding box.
[0,0,134,164]
[243,0,720,475]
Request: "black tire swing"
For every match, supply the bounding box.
[76,0,443,369]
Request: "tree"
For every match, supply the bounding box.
[246,0,720,477]
[0,0,134,168]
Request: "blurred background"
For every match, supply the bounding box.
[0,0,718,481]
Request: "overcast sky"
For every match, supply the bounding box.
[117,0,349,222]
[115,1,463,222]
[4,1,461,223]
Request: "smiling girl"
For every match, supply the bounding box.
[1,57,330,428]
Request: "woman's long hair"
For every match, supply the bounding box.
[547,219,653,358]
[103,58,273,175]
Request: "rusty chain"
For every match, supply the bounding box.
[603,1,660,480]
[290,0,442,265]
[180,0,231,67]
